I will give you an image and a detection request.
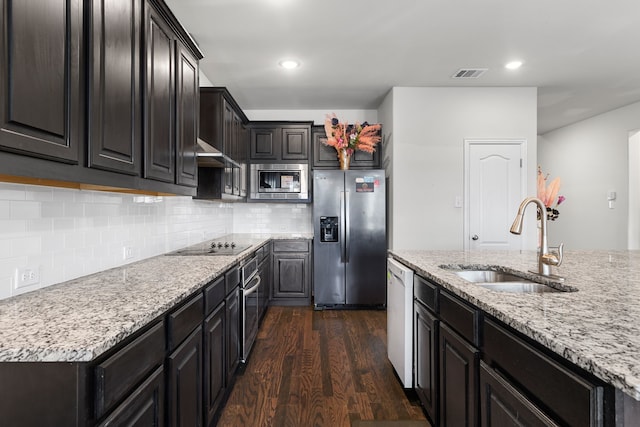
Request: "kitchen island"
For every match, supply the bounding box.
[389,249,640,424]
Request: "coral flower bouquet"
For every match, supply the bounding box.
[537,166,565,221]
[323,113,382,169]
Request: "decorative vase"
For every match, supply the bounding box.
[338,149,351,170]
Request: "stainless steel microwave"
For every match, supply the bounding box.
[249,163,309,201]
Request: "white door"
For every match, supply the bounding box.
[465,140,526,250]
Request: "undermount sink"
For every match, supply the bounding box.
[455,270,529,283]
[440,265,576,294]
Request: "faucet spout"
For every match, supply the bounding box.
[510,197,561,277]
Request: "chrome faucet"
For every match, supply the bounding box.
[510,197,564,278]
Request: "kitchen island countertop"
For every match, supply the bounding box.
[0,234,311,364]
[389,249,640,401]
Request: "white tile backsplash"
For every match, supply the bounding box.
[232,203,313,234]
[0,182,313,300]
[0,183,231,299]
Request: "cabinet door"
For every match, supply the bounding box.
[225,287,240,383]
[87,0,141,175]
[204,303,226,426]
[167,325,203,427]
[281,127,309,160]
[144,3,175,183]
[440,323,480,427]
[272,252,310,299]
[175,43,199,187]
[312,126,339,168]
[250,127,279,160]
[95,321,165,419]
[98,366,164,427]
[0,0,81,163]
[414,302,439,426]
[479,362,559,427]
[351,148,380,169]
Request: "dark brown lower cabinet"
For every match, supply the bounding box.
[271,239,311,306]
[483,318,610,426]
[97,366,165,427]
[479,362,558,427]
[204,302,226,425]
[167,325,203,427]
[439,323,480,427]
[414,301,439,425]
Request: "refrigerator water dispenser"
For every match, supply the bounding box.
[319,216,339,242]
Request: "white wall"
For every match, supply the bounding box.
[629,130,640,249]
[378,90,395,247]
[386,87,538,250]
[539,101,640,249]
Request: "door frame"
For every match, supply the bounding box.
[463,139,527,250]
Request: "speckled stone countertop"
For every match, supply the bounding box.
[389,249,640,401]
[0,233,311,364]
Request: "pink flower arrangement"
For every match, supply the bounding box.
[323,113,382,155]
[537,166,565,221]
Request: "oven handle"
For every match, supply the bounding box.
[243,275,261,296]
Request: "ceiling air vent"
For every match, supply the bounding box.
[452,68,488,79]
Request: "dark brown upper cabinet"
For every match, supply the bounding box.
[87,0,142,175]
[249,126,280,161]
[311,125,381,169]
[249,122,311,162]
[0,0,82,163]
[176,44,199,187]
[281,127,309,160]
[199,88,248,158]
[144,1,176,183]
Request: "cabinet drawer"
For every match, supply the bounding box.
[414,275,438,313]
[479,361,558,427]
[167,293,204,352]
[95,321,165,419]
[439,290,479,346]
[225,266,241,295]
[204,276,225,315]
[97,365,164,427]
[483,318,604,426]
[273,239,309,252]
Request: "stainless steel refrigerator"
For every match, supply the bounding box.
[313,169,386,308]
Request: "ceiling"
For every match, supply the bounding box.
[165,0,640,134]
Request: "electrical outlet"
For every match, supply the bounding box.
[123,246,134,260]
[15,267,40,289]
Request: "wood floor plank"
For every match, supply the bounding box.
[217,306,428,426]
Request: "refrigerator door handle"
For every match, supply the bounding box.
[344,190,350,263]
[340,191,346,262]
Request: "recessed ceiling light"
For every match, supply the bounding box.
[505,61,523,70]
[279,59,300,69]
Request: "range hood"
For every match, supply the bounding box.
[196,138,239,168]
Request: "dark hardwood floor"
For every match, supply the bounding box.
[218,306,428,426]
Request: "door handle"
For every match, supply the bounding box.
[340,191,346,262]
[472,234,479,241]
[344,191,350,263]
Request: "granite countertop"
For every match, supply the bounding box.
[0,234,312,363]
[389,249,640,401]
